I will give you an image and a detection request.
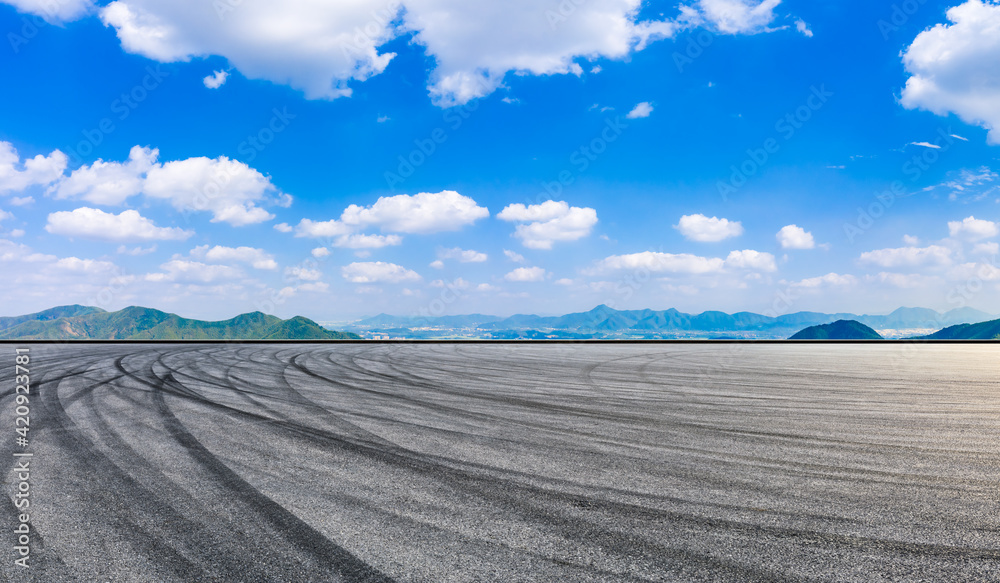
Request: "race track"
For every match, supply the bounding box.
[2,343,999,582]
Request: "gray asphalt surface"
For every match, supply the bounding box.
[1,343,999,582]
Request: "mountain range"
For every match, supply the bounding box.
[348,305,997,338]
[0,305,359,340]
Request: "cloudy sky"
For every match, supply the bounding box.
[1,0,999,320]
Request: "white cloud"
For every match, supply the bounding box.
[333,233,403,249]
[0,209,12,221]
[6,229,24,238]
[555,278,574,286]
[866,272,944,289]
[789,272,857,288]
[504,266,547,282]
[902,234,920,246]
[909,141,941,149]
[675,213,743,242]
[776,224,815,249]
[273,222,293,233]
[311,247,330,258]
[285,266,322,281]
[342,191,488,233]
[53,256,118,273]
[203,70,229,89]
[144,155,289,226]
[724,249,777,272]
[298,281,330,293]
[476,283,498,291]
[429,260,445,269]
[341,261,421,283]
[9,196,33,206]
[0,142,67,194]
[48,145,289,226]
[794,18,812,37]
[948,216,999,240]
[45,207,192,241]
[190,245,277,270]
[588,251,725,274]
[972,241,999,255]
[439,247,488,263]
[859,245,953,268]
[503,249,525,263]
[498,200,598,249]
[51,145,157,205]
[117,244,157,256]
[146,259,242,283]
[696,0,782,34]
[294,218,354,238]
[0,0,93,23]
[901,0,1000,145]
[626,101,653,119]
[949,261,1000,281]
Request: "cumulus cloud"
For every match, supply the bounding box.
[51,145,157,205]
[341,261,421,283]
[789,272,857,289]
[675,213,743,242]
[498,200,597,249]
[311,247,331,258]
[859,245,953,268]
[948,261,1000,281]
[285,266,322,281]
[146,259,242,283]
[48,145,289,226]
[439,247,488,263]
[0,141,67,194]
[900,0,1000,144]
[626,102,653,119]
[972,241,1000,255]
[0,0,93,23]
[504,266,547,282]
[866,272,944,289]
[342,191,488,233]
[333,234,403,249]
[776,224,815,249]
[203,70,228,89]
[948,216,999,240]
[724,249,777,272]
[94,0,786,107]
[695,0,782,34]
[588,251,726,275]
[45,207,192,241]
[503,249,526,263]
[144,155,290,226]
[190,245,277,270]
[273,223,293,233]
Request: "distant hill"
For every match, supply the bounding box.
[347,304,996,338]
[0,305,359,340]
[920,318,1000,340]
[790,320,883,340]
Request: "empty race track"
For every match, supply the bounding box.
[2,343,999,582]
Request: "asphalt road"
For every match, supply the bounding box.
[1,343,999,582]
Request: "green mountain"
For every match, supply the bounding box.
[789,320,883,340]
[0,305,359,340]
[920,318,1000,340]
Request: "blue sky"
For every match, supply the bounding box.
[1,0,999,320]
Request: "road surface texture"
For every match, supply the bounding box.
[1,343,999,582]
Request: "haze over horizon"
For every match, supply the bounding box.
[2,0,1000,320]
